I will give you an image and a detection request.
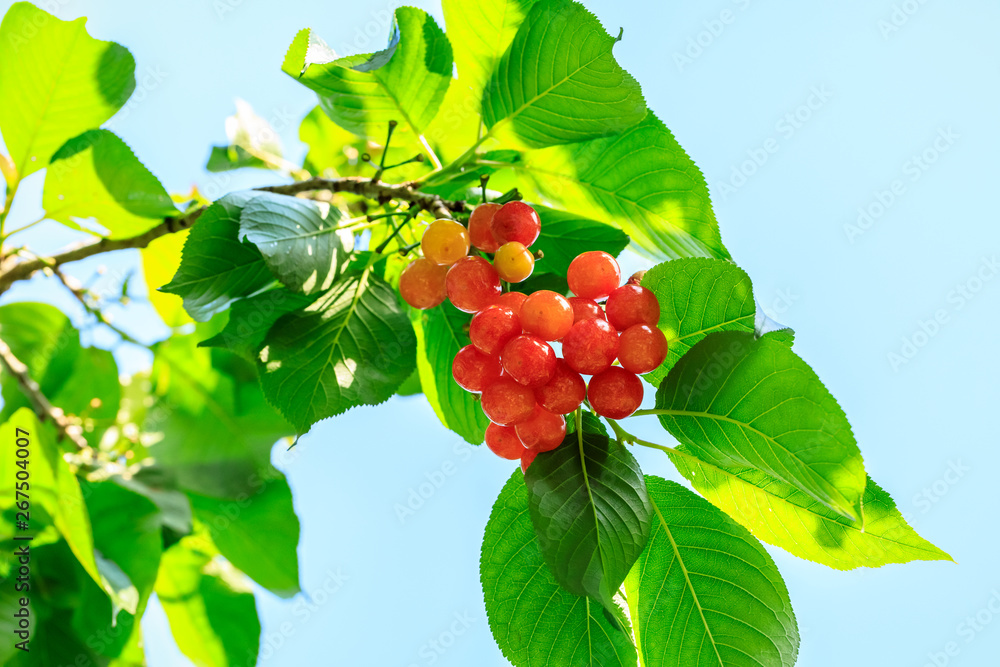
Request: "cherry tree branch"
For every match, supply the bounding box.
[0,334,88,449]
[0,177,466,296]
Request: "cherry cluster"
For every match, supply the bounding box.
[399,202,667,472]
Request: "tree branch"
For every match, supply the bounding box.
[0,176,466,296]
[0,334,88,449]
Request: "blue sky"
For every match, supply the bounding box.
[2,0,998,665]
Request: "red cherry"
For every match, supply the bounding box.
[626,270,646,286]
[618,324,668,374]
[496,291,527,313]
[501,335,557,388]
[605,284,660,330]
[446,256,502,313]
[534,360,586,414]
[515,406,566,452]
[469,203,501,253]
[568,296,606,323]
[399,258,449,310]
[452,345,502,392]
[520,290,574,341]
[567,251,621,300]
[485,422,526,460]
[521,448,539,473]
[562,318,620,375]
[588,367,643,419]
[490,201,541,247]
[470,305,521,356]
[481,377,536,425]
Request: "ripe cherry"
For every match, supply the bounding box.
[618,324,669,374]
[452,345,502,392]
[562,318,620,375]
[490,201,541,247]
[470,305,521,356]
[520,290,574,341]
[501,335,557,387]
[515,406,566,452]
[493,242,535,283]
[468,203,501,253]
[588,367,643,419]
[521,448,538,473]
[534,360,586,414]
[446,256,502,313]
[626,270,646,286]
[481,377,536,425]
[496,291,527,313]
[421,219,470,265]
[568,296,605,323]
[567,251,620,300]
[605,284,660,330]
[399,258,448,310]
[485,422,526,460]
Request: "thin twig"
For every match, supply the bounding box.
[0,335,88,449]
[0,177,466,296]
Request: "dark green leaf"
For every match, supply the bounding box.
[147,333,293,499]
[198,287,316,359]
[0,2,135,177]
[258,271,415,432]
[0,303,121,438]
[73,479,163,657]
[482,471,638,667]
[189,476,301,598]
[239,192,353,295]
[161,192,275,322]
[524,428,651,611]
[513,113,727,260]
[482,0,645,148]
[534,206,629,276]
[655,331,867,520]
[43,129,177,237]
[410,303,488,445]
[641,258,756,386]
[625,477,799,667]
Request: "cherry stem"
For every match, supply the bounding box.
[494,188,522,205]
[607,418,681,456]
[373,204,420,254]
[480,174,490,203]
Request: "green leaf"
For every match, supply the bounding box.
[625,477,799,667]
[0,2,135,177]
[206,145,270,172]
[239,192,353,295]
[481,0,645,148]
[524,427,651,611]
[641,258,756,386]
[43,129,177,237]
[189,476,301,598]
[205,98,283,173]
[199,287,316,359]
[442,0,537,104]
[410,303,489,445]
[671,452,952,570]
[147,333,293,499]
[283,7,452,144]
[512,113,728,260]
[0,303,120,448]
[161,192,275,322]
[0,410,109,601]
[534,205,629,276]
[481,471,638,667]
[73,479,163,657]
[156,537,260,667]
[258,270,416,432]
[654,331,867,520]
